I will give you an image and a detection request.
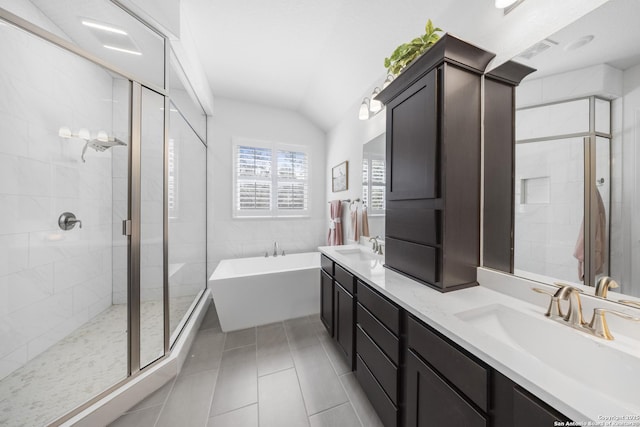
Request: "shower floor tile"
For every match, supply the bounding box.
[0,295,196,427]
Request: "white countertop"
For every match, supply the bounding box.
[319,244,640,423]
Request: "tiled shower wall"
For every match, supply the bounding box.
[0,22,116,379]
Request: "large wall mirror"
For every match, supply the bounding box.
[362,133,386,238]
[487,0,640,307]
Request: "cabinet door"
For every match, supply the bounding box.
[387,69,438,201]
[405,351,486,427]
[513,387,570,427]
[334,283,354,368]
[320,270,334,336]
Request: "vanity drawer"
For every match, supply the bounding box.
[334,263,355,294]
[385,237,439,285]
[356,355,397,427]
[386,206,440,246]
[407,316,488,412]
[357,280,400,335]
[356,326,398,404]
[357,303,399,365]
[321,254,334,276]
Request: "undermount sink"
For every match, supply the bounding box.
[456,304,640,411]
[334,245,382,260]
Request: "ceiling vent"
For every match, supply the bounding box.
[517,38,558,60]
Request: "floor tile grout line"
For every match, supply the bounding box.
[206,395,257,419]
[282,319,313,424]
[152,375,178,427]
[314,320,366,427]
[204,329,228,421]
[337,373,366,427]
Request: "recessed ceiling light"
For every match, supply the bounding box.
[564,35,595,51]
[103,45,142,56]
[82,20,127,35]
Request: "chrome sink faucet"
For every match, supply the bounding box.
[533,284,584,326]
[368,236,383,255]
[533,283,640,340]
[595,276,619,298]
[273,241,279,257]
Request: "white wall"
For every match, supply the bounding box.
[0,20,115,379]
[207,98,326,277]
[325,95,385,244]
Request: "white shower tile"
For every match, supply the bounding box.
[0,233,28,276]
[53,165,80,198]
[53,252,103,293]
[28,229,87,267]
[72,284,102,316]
[0,345,27,381]
[0,263,54,316]
[0,111,29,158]
[0,154,52,197]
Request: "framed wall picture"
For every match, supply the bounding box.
[332,161,348,192]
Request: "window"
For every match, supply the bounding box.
[233,139,309,217]
[362,157,385,215]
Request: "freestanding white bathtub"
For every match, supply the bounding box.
[208,252,320,332]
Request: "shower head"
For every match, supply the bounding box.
[81,136,126,162]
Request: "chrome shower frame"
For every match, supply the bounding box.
[0,3,209,425]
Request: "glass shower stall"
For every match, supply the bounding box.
[0,1,208,425]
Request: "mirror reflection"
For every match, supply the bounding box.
[362,133,386,238]
[511,0,640,300]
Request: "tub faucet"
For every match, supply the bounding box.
[273,241,279,257]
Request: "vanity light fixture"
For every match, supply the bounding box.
[57,127,96,141]
[359,98,371,120]
[370,87,383,114]
[382,74,394,89]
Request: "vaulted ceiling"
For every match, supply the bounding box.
[181,0,608,131]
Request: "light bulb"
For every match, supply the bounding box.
[58,126,72,138]
[97,130,109,142]
[78,128,91,140]
[383,74,394,89]
[359,98,370,120]
[370,88,382,114]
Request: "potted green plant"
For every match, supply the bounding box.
[384,19,443,76]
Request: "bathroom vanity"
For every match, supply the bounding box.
[319,245,640,427]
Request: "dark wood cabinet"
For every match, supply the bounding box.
[321,258,356,369]
[334,282,354,366]
[377,34,496,292]
[405,350,487,427]
[320,253,572,427]
[356,280,402,427]
[320,270,334,336]
[483,61,535,273]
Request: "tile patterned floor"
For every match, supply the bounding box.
[110,302,383,427]
[0,296,196,427]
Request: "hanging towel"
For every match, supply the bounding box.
[350,203,359,242]
[328,200,343,246]
[573,188,607,281]
[361,205,370,237]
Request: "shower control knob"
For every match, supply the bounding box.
[58,212,82,231]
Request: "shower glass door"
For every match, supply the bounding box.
[0,19,130,426]
[139,87,167,368]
